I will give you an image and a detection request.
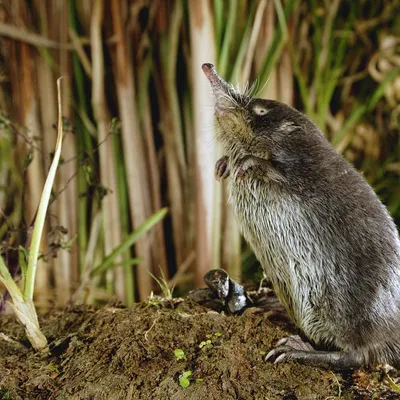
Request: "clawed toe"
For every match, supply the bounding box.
[265,335,316,364]
[276,335,314,351]
[215,156,230,181]
[265,345,296,362]
[266,346,317,364]
[265,336,362,369]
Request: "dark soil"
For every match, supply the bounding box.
[0,298,399,399]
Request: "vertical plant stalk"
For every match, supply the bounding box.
[138,62,168,277]
[157,1,186,268]
[255,0,278,99]
[111,0,153,300]
[35,0,72,305]
[69,0,91,277]
[91,0,125,300]
[189,0,217,285]
[55,0,78,296]
[0,77,64,351]
[15,2,49,306]
[25,78,64,301]
[241,0,268,83]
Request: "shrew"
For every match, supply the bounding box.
[203,63,400,370]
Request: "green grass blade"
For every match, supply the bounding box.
[218,0,238,76]
[230,1,258,82]
[333,66,400,147]
[91,258,143,276]
[91,208,168,276]
[213,0,224,52]
[258,0,297,85]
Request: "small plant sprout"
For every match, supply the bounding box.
[174,349,187,361]
[0,78,65,351]
[199,339,212,349]
[147,267,174,299]
[179,371,192,388]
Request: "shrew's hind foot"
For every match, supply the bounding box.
[265,335,363,370]
[215,156,230,181]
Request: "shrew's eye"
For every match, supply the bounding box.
[253,105,269,116]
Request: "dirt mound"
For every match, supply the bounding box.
[0,299,399,399]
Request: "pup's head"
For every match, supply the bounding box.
[202,63,329,177]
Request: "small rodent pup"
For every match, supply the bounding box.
[202,63,400,369]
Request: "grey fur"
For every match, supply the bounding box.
[202,63,400,368]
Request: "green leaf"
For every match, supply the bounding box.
[218,0,238,77]
[174,349,187,361]
[91,258,143,276]
[91,208,168,276]
[179,377,190,388]
[182,371,192,379]
[179,371,192,388]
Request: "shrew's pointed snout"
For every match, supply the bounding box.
[202,63,229,91]
[202,63,219,85]
[202,63,239,115]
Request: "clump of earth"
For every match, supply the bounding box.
[0,293,399,399]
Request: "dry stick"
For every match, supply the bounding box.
[0,21,71,49]
[0,19,119,50]
[111,0,153,300]
[189,0,217,286]
[91,0,125,300]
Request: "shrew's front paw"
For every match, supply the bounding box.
[234,156,259,181]
[215,156,230,182]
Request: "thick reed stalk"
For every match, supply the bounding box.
[13,2,49,308]
[54,0,78,293]
[138,61,168,278]
[156,1,185,269]
[69,0,91,277]
[35,0,73,305]
[189,0,217,285]
[91,0,125,300]
[111,0,153,300]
